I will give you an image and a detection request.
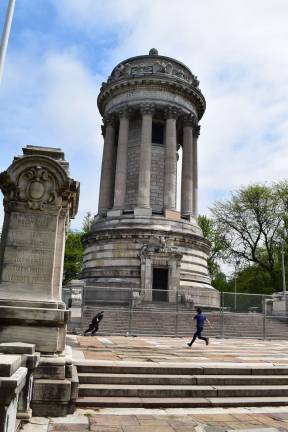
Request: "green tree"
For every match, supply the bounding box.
[63,230,84,285]
[198,214,228,290]
[211,182,288,291]
[82,211,93,234]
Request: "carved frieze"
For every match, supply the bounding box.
[109,58,199,89]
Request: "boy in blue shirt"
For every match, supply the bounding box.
[187,307,211,347]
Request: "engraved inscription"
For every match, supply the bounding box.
[1,211,56,286]
[7,231,55,249]
[9,212,55,230]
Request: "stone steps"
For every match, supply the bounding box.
[76,362,288,408]
[78,372,288,386]
[78,383,288,398]
[76,396,288,408]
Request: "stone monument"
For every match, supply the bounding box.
[0,145,80,418]
[81,49,219,308]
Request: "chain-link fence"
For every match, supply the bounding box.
[68,287,288,340]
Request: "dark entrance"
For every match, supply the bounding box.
[152,268,168,302]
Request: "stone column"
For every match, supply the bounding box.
[181,115,194,217]
[193,124,200,217]
[164,106,178,210]
[98,114,116,214]
[113,107,130,209]
[137,103,154,209]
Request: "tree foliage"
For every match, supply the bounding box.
[198,214,228,291]
[211,181,288,291]
[63,230,84,285]
[82,211,94,234]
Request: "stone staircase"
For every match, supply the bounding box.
[71,304,288,340]
[76,361,288,408]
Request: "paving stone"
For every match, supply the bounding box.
[20,423,49,432]
[50,415,89,425]
[90,414,139,427]
[48,425,89,432]
[90,427,122,432]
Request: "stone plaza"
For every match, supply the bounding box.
[20,335,288,431]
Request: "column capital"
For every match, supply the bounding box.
[101,114,116,136]
[164,105,179,119]
[103,113,116,127]
[182,114,195,128]
[140,103,155,116]
[193,124,201,137]
[116,105,133,119]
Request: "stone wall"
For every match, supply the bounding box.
[125,117,141,209]
[150,143,164,212]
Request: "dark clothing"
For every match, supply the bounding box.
[92,312,104,326]
[84,312,104,335]
[189,327,208,345]
[194,312,206,329]
[84,322,99,336]
[188,311,209,346]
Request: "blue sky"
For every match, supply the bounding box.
[1,0,288,230]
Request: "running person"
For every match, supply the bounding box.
[187,307,211,346]
[84,311,104,335]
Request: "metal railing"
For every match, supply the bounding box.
[69,287,288,340]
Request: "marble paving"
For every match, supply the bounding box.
[69,335,288,366]
[20,336,288,431]
[20,407,288,431]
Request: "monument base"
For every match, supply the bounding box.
[0,299,69,353]
[31,346,78,417]
[0,343,78,422]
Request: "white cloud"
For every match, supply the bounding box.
[0,51,104,230]
[51,0,288,217]
[1,0,288,233]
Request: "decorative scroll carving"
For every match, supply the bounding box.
[182,114,196,128]
[18,165,58,210]
[138,239,183,262]
[0,156,79,217]
[164,106,180,119]
[140,103,155,116]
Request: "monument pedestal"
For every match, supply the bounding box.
[0,146,80,420]
[0,300,69,353]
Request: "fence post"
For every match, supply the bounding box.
[128,288,133,336]
[81,285,86,334]
[175,288,178,337]
[221,291,224,338]
[262,296,266,341]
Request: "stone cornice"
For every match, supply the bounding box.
[98,75,206,119]
[82,228,211,254]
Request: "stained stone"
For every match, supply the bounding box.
[81,50,219,310]
[0,145,80,418]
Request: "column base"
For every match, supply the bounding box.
[134,207,152,216]
[181,213,197,222]
[164,209,180,220]
[107,209,123,217]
